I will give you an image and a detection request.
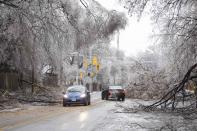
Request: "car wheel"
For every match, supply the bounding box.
[63,102,67,107]
[117,97,121,101]
[102,95,104,100]
[84,99,88,106]
[106,96,108,100]
[122,97,125,101]
[88,100,91,105]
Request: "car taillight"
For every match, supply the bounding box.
[108,92,111,96]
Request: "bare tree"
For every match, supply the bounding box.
[0,0,127,95]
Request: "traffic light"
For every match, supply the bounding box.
[80,72,83,80]
[92,56,98,65]
[83,57,88,69]
[96,64,100,71]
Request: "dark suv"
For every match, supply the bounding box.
[101,85,125,101]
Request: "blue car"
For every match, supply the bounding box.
[63,85,91,106]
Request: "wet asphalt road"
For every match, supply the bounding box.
[1,92,116,131]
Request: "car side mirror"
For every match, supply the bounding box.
[62,92,65,94]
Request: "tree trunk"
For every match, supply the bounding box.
[32,64,34,94]
[5,73,8,90]
[31,41,35,94]
[114,75,116,85]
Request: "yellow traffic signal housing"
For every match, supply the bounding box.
[91,72,95,78]
[83,57,88,69]
[96,64,100,72]
[80,72,83,80]
[92,56,98,65]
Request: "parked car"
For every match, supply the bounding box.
[101,85,125,101]
[63,85,91,106]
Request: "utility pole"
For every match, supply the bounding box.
[31,39,35,94]
[117,30,119,50]
[77,52,80,85]
[90,47,93,91]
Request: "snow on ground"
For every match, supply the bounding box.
[1,93,197,131]
[0,91,101,113]
[93,99,197,131]
[91,91,101,101]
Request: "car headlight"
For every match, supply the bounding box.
[64,94,68,98]
[80,93,86,98]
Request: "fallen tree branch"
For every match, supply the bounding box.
[16,98,61,104]
[145,63,197,111]
[21,79,51,92]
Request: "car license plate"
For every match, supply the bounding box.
[71,98,76,101]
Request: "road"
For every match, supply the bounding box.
[0,92,117,131]
[2,95,197,131]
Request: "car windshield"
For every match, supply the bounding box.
[67,86,85,93]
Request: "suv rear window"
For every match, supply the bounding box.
[109,86,123,90]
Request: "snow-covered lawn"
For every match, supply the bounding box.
[91,91,101,101]
[94,99,197,131]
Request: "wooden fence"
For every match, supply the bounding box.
[0,72,19,91]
